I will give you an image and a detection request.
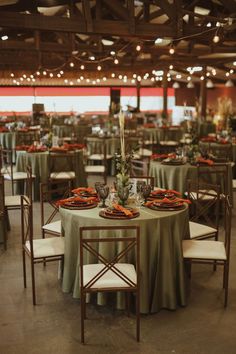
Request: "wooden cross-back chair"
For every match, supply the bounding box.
[21,195,64,305]
[84,137,112,184]
[40,180,72,238]
[1,147,30,195]
[187,180,220,240]
[80,225,140,343]
[209,143,233,162]
[48,151,76,183]
[197,162,231,224]
[182,195,232,307]
[16,130,40,146]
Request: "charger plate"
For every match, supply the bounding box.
[146,201,185,211]
[99,207,140,219]
[161,159,185,166]
[60,201,97,210]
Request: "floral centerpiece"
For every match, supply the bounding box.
[115,110,133,206]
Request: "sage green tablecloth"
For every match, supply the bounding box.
[0,132,16,149]
[16,150,87,200]
[60,205,189,314]
[149,161,233,200]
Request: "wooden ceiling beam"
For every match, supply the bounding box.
[82,0,93,32]
[0,11,175,37]
[102,0,128,20]
[154,0,175,21]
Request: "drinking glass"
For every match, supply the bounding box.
[117,186,130,206]
[97,185,109,208]
[141,184,152,203]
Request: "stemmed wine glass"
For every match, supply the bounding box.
[141,184,152,203]
[117,186,130,207]
[97,185,109,208]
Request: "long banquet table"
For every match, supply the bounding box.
[60,204,189,314]
[16,149,87,200]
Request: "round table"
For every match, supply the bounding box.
[60,204,189,314]
[16,149,87,200]
[149,160,233,200]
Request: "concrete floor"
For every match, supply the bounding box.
[1,179,236,354]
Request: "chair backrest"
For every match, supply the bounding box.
[130,159,150,177]
[209,143,232,162]
[225,195,232,260]
[48,151,76,175]
[0,148,14,179]
[80,225,140,291]
[25,165,33,203]
[40,180,72,230]
[21,195,34,257]
[187,179,221,229]
[85,137,107,157]
[16,131,40,146]
[197,163,230,197]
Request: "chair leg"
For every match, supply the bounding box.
[81,292,85,344]
[30,259,36,305]
[22,250,27,288]
[125,292,130,317]
[223,264,229,307]
[136,290,140,342]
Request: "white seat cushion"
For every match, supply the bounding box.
[5,195,29,207]
[83,263,137,289]
[160,141,178,146]
[50,171,75,179]
[25,237,64,258]
[85,165,105,173]
[233,179,236,190]
[4,172,28,180]
[42,220,61,235]
[190,190,217,200]
[182,240,226,260]
[189,221,217,239]
[88,154,112,160]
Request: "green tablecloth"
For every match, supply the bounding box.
[60,205,189,314]
[198,123,216,137]
[16,150,87,200]
[141,127,184,144]
[149,161,233,201]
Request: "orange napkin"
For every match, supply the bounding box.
[72,187,95,194]
[112,204,133,216]
[151,153,168,160]
[56,195,96,206]
[146,197,191,206]
[152,189,181,196]
[50,146,68,152]
[201,136,216,142]
[196,157,214,165]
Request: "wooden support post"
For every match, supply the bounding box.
[137,81,140,112]
[163,70,168,121]
[200,66,207,120]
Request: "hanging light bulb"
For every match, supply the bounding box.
[97,65,102,71]
[136,44,141,51]
[80,65,85,70]
[187,81,194,88]
[225,79,234,87]
[169,45,175,55]
[70,62,74,67]
[172,82,180,88]
[213,34,220,43]
[114,58,119,64]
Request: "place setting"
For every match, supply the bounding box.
[56,188,98,210]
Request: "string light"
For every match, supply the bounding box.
[97,65,102,71]
[114,58,119,64]
[80,65,85,70]
[69,62,74,67]
[136,44,141,51]
[169,46,175,55]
